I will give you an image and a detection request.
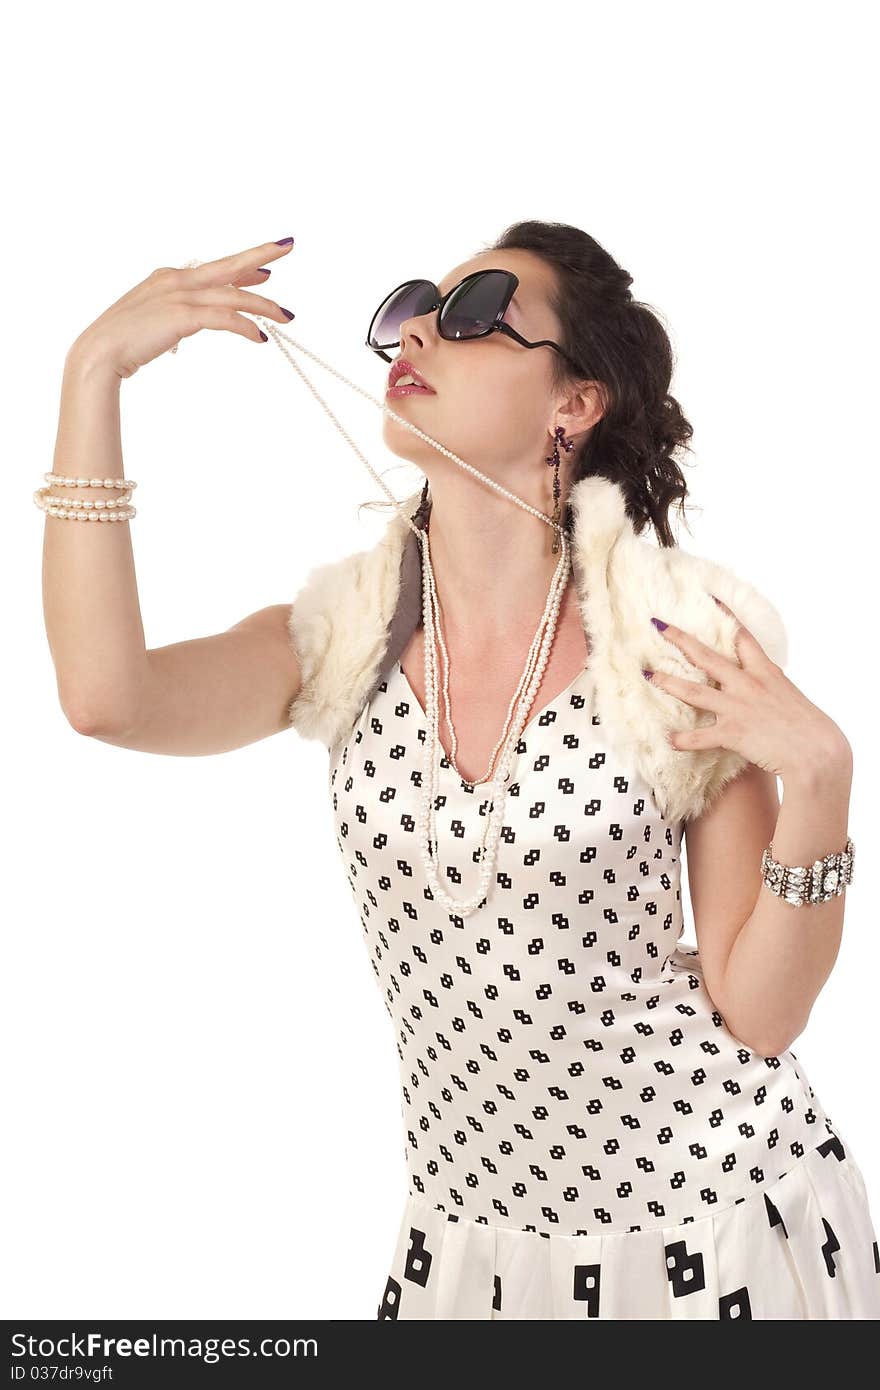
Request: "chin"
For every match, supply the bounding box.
[382,414,439,467]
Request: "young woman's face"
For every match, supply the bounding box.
[380,247,570,491]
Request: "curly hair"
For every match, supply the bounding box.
[483,219,697,548]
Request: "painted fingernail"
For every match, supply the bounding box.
[280,306,295,320]
[642,668,653,680]
[651,617,668,630]
[275,237,294,245]
[258,330,268,341]
[257,266,271,275]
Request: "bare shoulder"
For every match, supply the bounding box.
[230,602,298,646]
[230,602,303,700]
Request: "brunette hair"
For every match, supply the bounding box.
[363,220,697,547]
[483,219,696,548]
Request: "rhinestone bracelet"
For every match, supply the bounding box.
[761,836,855,906]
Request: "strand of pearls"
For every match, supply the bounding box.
[44,473,137,490]
[34,474,136,521]
[34,473,137,521]
[245,313,572,919]
[426,528,570,787]
[253,315,559,539]
[419,528,571,915]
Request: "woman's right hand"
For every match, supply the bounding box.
[68,237,296,379]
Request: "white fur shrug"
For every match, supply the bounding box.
[286,475,788,826]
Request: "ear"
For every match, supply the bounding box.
[557,380,609,440]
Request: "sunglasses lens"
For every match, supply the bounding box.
[368,281,437,348]
[440,270,511,340]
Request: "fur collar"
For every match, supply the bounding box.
[287,474,787,825]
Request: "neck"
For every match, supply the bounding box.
[418,471,571,652]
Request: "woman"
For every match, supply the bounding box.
[42,223,878,1320]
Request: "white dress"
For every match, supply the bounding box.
[327,658,880,1319]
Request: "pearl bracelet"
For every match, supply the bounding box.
[34,472,138,522]
[43,473,137,490]
[34,487,136,522]
[761,836,855,906]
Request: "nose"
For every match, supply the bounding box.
[399,301,438,352]
[400,326,424,356]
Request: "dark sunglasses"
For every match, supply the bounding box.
[365,268,582,373]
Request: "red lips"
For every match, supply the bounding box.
[387,358,435,391]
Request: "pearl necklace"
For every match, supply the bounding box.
[418,523,571,915]
[425,520,567,789]
[209,298,571,919]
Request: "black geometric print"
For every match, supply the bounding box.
[818,1134,846,1162]
[376,1275,401,1320]
[664,1238,706,1297]
[821,1218,841,1278]
[764,1192,789,1239]
[403,1226,433,1287]
[573,1262,601,1316]
[330,662,841,1239]
[719,1286,753,1318]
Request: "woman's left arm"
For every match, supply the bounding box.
[645,598,854,1057]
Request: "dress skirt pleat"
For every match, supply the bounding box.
[377,1136,880,1320]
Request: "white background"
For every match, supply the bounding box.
[3,0,876,1320]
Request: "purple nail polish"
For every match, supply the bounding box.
[259,330,268,341]
[257,266,271,274]
[275,237,294,246]
[280,306,295,320]
[651,617,668,631]
[642,668,653,680]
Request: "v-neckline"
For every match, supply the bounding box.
[395,660,594,790]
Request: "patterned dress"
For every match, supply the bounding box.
[327,658,880,1319]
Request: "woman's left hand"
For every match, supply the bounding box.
[643,595,852,781]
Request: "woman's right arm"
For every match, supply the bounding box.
[43,238,303,756]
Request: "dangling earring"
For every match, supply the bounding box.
[545,425,575,554]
